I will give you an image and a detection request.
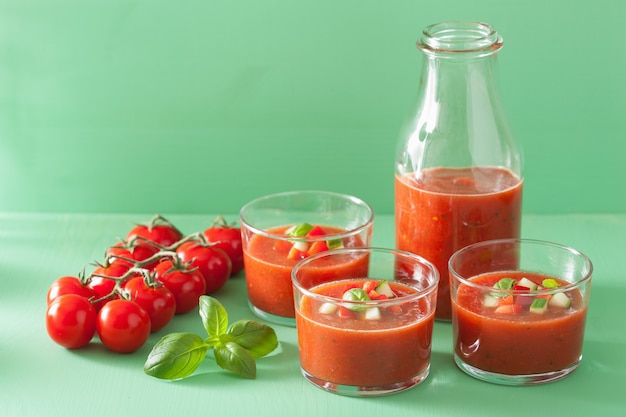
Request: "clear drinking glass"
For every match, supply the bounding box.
[293,247,439,396]
[240,190,374,326]
[449,238,593,385]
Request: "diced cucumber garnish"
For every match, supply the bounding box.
[374,281,396,298]
[542,278,560,289]
[517,277,538,291]
[529,297,548,314]
[288,223,314,237]
[549,292,571,308]
[327,238,344,249]
[364,307,381,320]
[483,293,499,308]
[292,240,310,251]
[318,302,337,315]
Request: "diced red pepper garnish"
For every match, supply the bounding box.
[362,280,379,293]
[307,241,329,256]
[306,225,326,237]
[370,291,392,301]
[515,294,534,307]
[494,304,522,315]
[513,284,533,306]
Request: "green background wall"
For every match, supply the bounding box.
[1,0,624,215]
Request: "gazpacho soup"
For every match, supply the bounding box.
[452,271,587,376]
[244,224,368,319]
[296,278,435,387]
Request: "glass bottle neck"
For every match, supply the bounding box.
[396,21,522,181]
[398,22,519,176]
[419,53,501,103]
[415,21,504,111]
[417,21,503,59]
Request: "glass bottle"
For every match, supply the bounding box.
[395,21,523,321]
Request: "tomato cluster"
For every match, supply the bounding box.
[45,215,243,353]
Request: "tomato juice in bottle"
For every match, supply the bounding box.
[395,22,523,320]
[395,167,522,319]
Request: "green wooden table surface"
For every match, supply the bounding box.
[1,212,624,417]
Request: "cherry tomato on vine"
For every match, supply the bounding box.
[176,241,231,295]
[203,219,243,276]
[122,276,176,332]
[47,276,94,305]
[96,299,151,353]
[46,294,97,349]
[87,262,134,308]
[154,259,206,314]
[106,240,159,270]
[126,215,183,250]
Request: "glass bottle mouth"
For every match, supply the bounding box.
[417,21,503,57]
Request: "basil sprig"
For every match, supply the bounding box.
[144,296,278,380]
[342,288,371,311]
[490,277,516,298]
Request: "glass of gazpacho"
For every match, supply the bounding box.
[292,247,439,396]
[449,238,593,385]
[240,190,374,326]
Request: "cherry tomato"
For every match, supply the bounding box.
[154,259,206,314]
[126,216,183,249]
[106,240,159,270]
[176,241,231,294]
[47,276,95,305]
[46,294,97,349]
[203,221,243,276]
[96,299,151,353]
[122,276,176,332]
[87,262,133,308]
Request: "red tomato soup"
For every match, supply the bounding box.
[452,271,587,375]
[296,279,435,387]
[243,226,367,318]
[395,167,523,320]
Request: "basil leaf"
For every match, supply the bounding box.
[199,296,228,339]
[491,277,516,298]
[214,341,257,379]
[144,332,209,380]
[342,288,370,311]
[493,277,516,290]
[226,320,279,358]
